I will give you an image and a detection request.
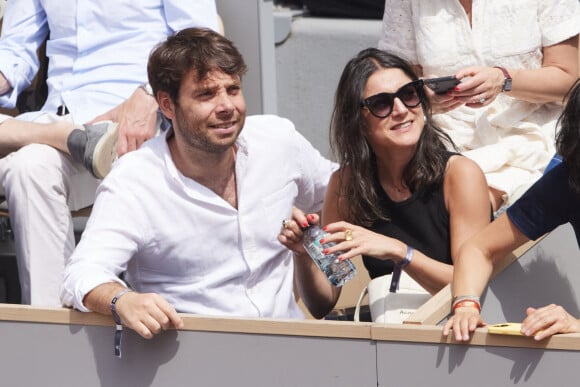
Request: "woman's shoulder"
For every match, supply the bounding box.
[445,154,483,178]
[328,166,352,191]
[442,154,488,198]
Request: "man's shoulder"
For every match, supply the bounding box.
[244,114,294,131]
[107,135,165,178]
[242,114,304,148]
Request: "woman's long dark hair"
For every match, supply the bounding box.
[329,48,456,227]
[556,78,580,194]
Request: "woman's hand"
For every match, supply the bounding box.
[450,66,505,107]
[443,304,486,341]
[521,304,580,340]
[320,221,407,264]
[278,207,317,254]
[424,84,465,114]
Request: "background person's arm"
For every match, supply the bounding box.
[443,214,530,341]
[453,36,579,106]
[0,0,48,106]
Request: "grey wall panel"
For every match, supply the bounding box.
[377,340,580,387]
[481,224,580,324]
[275,17,382,157]
[216,0,277,116]
[0,321,377,387]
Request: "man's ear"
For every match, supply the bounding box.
[157,91,176,120]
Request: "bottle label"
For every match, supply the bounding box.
[304,237,356,287]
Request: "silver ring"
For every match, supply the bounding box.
[282,219,291,229]
[479,97,486,104]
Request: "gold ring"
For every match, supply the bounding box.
[345,229,353,241]
[282,219,291,229]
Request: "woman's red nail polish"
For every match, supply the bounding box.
[319,239,325,244]
[323,249,329,254]
[307,214,315,220]
[302,222,309,228]
[322,226,328,231]
[454,86,460,91]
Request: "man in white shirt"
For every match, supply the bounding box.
[61,27,338,339]
[0,1,219,306]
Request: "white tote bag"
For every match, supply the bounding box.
[354,268,431,323]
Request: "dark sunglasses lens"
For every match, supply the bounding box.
[368,94,393,117]
[399,84,421,107]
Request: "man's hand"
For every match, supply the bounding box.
[521,304,580,340]
[89,86,158,156]
[114,291,184,339]
[0,71,12,95]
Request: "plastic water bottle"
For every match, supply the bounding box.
[302,224,356,287]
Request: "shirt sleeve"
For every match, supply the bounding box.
[61,178,146,312]
[507,163,572,241]
[0,0,49,108]
[378,0,418,64]
[163,0,219,34]
[290,121,338,214]
[538,0,580,47]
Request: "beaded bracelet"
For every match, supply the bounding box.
[453,294,479,302]
[452,299,481,313]
[452,295,480,308]
[110,288,133,358]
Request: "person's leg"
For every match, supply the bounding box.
[0,115,119,179]
[0,142,99,306]
[0,118,75,157]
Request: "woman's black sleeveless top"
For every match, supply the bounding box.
[363,153,454,279]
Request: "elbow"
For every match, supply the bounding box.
[309,304,335,320]
[301,294,338,320]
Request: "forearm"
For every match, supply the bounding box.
[508,66,578,104]
[293,252,340,319]
[451,245,494,299]
[83,282,128,316]
[402,249,454,295]
[506,36,578,104]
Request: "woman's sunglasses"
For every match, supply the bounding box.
[361,80,424,119]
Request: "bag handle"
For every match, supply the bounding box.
[354,285,369,322]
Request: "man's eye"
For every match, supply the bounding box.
[198,91,214,98]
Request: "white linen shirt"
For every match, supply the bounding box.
[62,115,337,319]
[0,0,218,123]
[379,0,580,198]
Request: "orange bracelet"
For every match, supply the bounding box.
[452,299,481,313]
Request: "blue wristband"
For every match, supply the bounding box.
[399,245,414,269]
[389,246,414,292]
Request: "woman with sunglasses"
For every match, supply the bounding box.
[316,48,491,296]
[379,1,579,214]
